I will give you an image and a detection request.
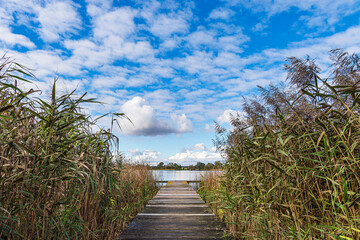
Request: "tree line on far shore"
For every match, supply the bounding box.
[152,161,222,170]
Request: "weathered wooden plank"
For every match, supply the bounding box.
[119,181,232,239]
[155,180,201,183]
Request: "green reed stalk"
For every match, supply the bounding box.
[200,49,360,240]
[0,56,157,239]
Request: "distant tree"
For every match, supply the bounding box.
[157,162,164,169]
[206,163,214,170]
[188,165,195,170]
[214,161,222,169]
[174,163,182,170]
[195,162,205,170]
[166,162,175,169]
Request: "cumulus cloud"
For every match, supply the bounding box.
[93,7,137,40]
[120,97,193,136]
[186,25,249,53]
[127,149,161,165]
[149,13,189,38]
[64,39,111,68]
[168,149,221,165]
[9,49,83,79]
[171,114,193,133]
[252,22,268,32]
[141,1,193,39]
[0,25,35,49]
[227,0,360,31]
[85,0,113,18]
[36,1,82,42]
[0,9,35,48]
[248,25,360,67]
[217,109,241,124]
[205,123,213,131]
[126,144,222,166]
[208,7,235,20]
[191,143,206,151]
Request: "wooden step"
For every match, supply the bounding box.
[119,181,232,239]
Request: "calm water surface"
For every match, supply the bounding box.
[150,170,209,181]
[150,170,216,188]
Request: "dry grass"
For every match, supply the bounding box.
[0,56,157,239]
[200,49,360,239]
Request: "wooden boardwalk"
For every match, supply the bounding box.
[119,181,231,239]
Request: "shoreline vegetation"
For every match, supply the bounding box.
[151,161,222,170]
[198,49,360,239]
[0,56,157,239]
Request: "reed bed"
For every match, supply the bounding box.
[199,49,360,239]
[0,56,157,239]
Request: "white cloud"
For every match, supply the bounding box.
[187,28,216,47]
[16,77,88,103]
[252,22,268,32]
[120,97,193,136]
[191,143,206,151]
[208,7,235,20]
[120,41,154,61]
[91,76,127,89]
[247,25,360,68]
[178,51,214,74]
[126,144,222,166]
[171,114,193,133]
[127,149,161,165]
[0,25,35,49]
[205,123,212,131]
[64,39,111,68]
[76,7,155,64]
[36,1,82,42]
[9,49,83,79]
[0,8,35,48]
[217,109,242,124]
[217,34,248,53]
[168,150,221,165]
[160,38,181,50]
[214,51,243,67]
[93,7,138,40]
[85,0,113,18]
[227,0,360,31]
[186,25,249,53]
[149,13,189,38]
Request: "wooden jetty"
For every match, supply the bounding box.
[119,181,230,239]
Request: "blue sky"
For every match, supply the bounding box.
[1,0,360,165]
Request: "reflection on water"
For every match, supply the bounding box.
[150,170,221,189]
[150,170,208,181]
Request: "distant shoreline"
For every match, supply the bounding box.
[150,168,222,171]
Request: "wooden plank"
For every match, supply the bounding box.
[155,180,201,183]
[119,181,232,239]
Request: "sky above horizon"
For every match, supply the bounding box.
[1,0,360,165]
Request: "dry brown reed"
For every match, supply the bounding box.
[0,56,157,239]
[199,49,360,240]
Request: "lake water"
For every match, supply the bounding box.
[150,170,222,189]
[150,170,209,181]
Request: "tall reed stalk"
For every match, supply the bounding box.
[200,49,360,239]
[0,56,157,239]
